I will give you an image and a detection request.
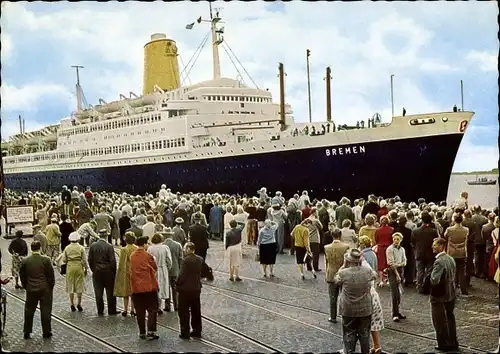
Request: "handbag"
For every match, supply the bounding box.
[304,252,312,271]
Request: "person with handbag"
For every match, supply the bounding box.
[291,219,314,279]
[385,232,407,322]
[429,237,458,352]
[61,232,88,312]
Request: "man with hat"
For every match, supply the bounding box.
[32,224,48,255]
[334,248,377,354]
[173,218,187,246]
[162,227,183,312]
[87,229,118,316]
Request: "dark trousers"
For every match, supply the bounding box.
[431,300,458,349]
[387,267,403,317]
[341,315,371,354]
[328,282,340,319]
[177,290,202,336]
[310,242,320,271]
[196,250,207,262]
[416,259,434,292]
[132,291,158,335]
[92,271,116,314]
[466,243,475,286]
[24,290,53,335]
[474,244,487,277]
[166,276,178,310]
[453,258,468,294]
[403,247,415,283]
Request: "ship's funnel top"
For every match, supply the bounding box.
[150,33,167,41]
[143,33,181,95]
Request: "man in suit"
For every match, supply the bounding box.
[324,228,349,323]
[430,237,458,351]
[471,205,488,278]
[177,242,204,339]
[88,229,118,316]
[19,241,55,339]
[188,215,210,261]
[444,213,469,295]
[335,197,354,229]
[411,211,438,293]
[162,227,183,312]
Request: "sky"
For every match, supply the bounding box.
[1,1,498,172]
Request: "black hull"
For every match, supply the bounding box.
[4,133,464,202]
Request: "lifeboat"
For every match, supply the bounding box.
[128,95,156,108]
[42,134,57,144]
[74,109,92,119]
[12,140,24,149]
[26,137,39,146]
[1,142,10,150]
[95,100,121,114]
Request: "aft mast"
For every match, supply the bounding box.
[71,65,84,112]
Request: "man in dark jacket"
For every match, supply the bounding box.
[336,198,354,229]
[177,242,204,339]
[88,230,118,316]
[118,210,132,246]
[188,215,210,261]
[361,195,380,220]
[470,205,488,278]
[462,210,476,286]
[411,211,438,293]
[61,186,72,215]
[19,241,55,339]
[482,212,496,279]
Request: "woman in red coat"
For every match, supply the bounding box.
[374,215,393,285]
[488,217,499,279]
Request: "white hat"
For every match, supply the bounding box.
[175,217,184,224]
[69,232,81,242]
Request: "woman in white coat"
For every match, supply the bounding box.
[223,204,234,246]
[147,232,172,315]
[233,205,249,246]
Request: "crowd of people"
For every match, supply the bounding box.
[1,185,499,353]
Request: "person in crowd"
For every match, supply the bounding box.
[306,208,323,272]
[142,215,156,241]
[59,214,74,252]
[61,232,88,312]
[324,227,349,322]
[32,224,48,255]
[148,232,172,315]
[483,212,497,280]
[19,241,55,339]
[162,227,183,312]
[223,205,234,244]
[386,232,407,322]
[8,230,28,289]
[95,206,114,243]
[225,219,243,281]
[245,200,258,246]
[335,248,377,354]
[88,229,118,316]
[130,236,159,340]
[444,213,469,295]
[429,237,458,352]
[189,213,211,261]
[114,231,137,316]
[352,199,364,232]
[488,216,500,280]
[359,214,377,247]
[173,217,187,245]
[255,201,267,232]
[462,209,475,287]
[412,211,439,293]
[126,217,143,239]
[118,210,132,247]
[77,219,99,247]
[45,217,62,265]
[393,215,413,285]
[471,205,488,278]
[267,201,287,254]
[377,200,389,220]
[341,219,357,249]
[301,200,313,221]
[336,197,354,228]
[359,235,384,354]
[257,219,279,277]
[292,219,313,279]
[209,201,224,240]
[177,242,204,339]
[361,195,380,220]
[374,215,393,285]
[111,204,122,246]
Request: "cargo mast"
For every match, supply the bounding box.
[209,3,223,80]
[71,65,84,112]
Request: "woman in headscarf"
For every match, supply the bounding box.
[147,233,172,315]
[225,220,243,281]
[233,205,249,246]
[256,219,279,277]
[359,235,384,354]
[223,205,234,245]
[374,215,394,285]
[62,232,88,312]
[114,231,138,316]
[8,230,28,289]
[267,200,287,254]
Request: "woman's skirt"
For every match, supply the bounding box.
[66,263,85,294]
[11,254,23,277]
[370,286,384,331]
[259,243,277,265]
[376,244,389,272]
[295,246,307,264]
[489,246,498,279]
[227,243,243,268]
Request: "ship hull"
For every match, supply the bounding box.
[5,133,464,202]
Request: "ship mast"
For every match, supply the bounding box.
[71,65,84,112]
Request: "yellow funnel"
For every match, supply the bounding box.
[143,33,181,95]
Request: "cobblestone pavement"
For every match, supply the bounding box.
[1,237,498,353]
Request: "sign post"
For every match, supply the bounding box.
[5,205,34,239]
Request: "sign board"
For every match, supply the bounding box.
[6,206,34,224]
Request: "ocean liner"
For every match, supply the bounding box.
[1,7,473,202]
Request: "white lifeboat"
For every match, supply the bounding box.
[95,100,121,114]
[26,137,39,146]
[12,140,24,149]
[42,134,57,144]
[128,95,156,108]
[1,142,11,150]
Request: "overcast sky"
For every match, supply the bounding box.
[1,1,498,172]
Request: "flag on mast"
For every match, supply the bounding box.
[185,22,195,30]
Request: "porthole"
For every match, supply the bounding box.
[442,117,448,122]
